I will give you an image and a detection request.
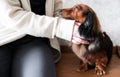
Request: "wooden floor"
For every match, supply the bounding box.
[56,46,120,77]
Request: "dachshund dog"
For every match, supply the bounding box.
[59,4,113,75]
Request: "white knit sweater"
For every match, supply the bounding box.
[0,0,75,52]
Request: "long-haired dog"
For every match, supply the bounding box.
[59,4,113,75]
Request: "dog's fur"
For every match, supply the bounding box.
[60,4,113,75]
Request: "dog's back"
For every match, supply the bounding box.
[87,32,113,64]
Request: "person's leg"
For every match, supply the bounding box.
[12,40,56,77]
[0,45,12,77]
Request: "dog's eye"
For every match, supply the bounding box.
[73,6,79,10]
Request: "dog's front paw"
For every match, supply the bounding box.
[95,67,106,75]
[77,63,88,72]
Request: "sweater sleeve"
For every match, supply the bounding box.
[0,0,74,41]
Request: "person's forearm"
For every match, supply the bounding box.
[0,0,75,41]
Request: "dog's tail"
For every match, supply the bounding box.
[103,32,120,59]
[103,32,113,64]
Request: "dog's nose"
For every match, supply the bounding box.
[58,9,63,15]
[59,9,63,13]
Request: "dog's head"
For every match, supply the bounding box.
[60,4,101,40]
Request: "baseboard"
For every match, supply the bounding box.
[60,45,120,55]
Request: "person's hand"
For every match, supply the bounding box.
[72,22,89,44]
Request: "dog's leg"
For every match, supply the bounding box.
[72,44,88,72]
[72,44,87,60]
[77,62,88,72]
[95,56,108,75]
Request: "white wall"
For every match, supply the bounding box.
[62,0,120,46]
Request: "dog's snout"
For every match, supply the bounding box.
[58,9,65,16]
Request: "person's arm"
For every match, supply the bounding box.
[0,0,74,41]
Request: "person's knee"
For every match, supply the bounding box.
[12,44,56,77]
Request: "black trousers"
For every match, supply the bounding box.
[0,35,56,77]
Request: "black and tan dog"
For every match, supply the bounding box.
[59,4,113,75]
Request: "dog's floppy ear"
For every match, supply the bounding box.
[78,11,96,39]
[83,11,94,28]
